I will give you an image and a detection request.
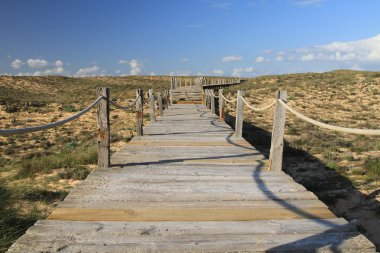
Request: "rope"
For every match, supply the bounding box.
[220,93,237,103]
[278,99,380,136]
[0,96,103,136]
[110,96,140,109]
[241,96,276,111]
[208,90,219,98]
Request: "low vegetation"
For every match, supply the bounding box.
[1,71,379,250]
[224,70,380,247]
[0,75,170,251]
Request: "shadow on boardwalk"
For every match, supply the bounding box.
[225,113,380,251]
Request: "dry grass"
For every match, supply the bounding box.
[0,75,170,251]
[224,69,380,248]
[225,70,380,191]
[1,71,380,250]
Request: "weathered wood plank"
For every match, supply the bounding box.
[8,103,376,252]
[47,206,335,221]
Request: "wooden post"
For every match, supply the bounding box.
[269,91,287,171]
[165,90,169,110]
[170,77,175,90]
[158,92,163,116]
[162,91,166,110]
[206,90,211,109]
[219,88,225,121]
[211,89,215,114]
[136,89,143,136]
[235,90,245,138]
[97,87,110,168]
[149,89,155,122]
[169,89,173,105]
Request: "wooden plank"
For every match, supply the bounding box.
[21,218,357,237]
[58,199,329,209]
[126,140,253,147]
[10,219,375,252]
[47,206,335,221]
[9,232,375,253]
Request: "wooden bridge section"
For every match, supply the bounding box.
[8,102,376,251]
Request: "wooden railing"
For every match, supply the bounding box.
[170,76,241,89]
[203,88,380,171]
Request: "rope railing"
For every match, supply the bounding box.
[208,90,219,98]
[220,93,237,103]
[202,85,380,172]
[109,97,139,110]
[278,99,380,136]
[0,85,173,168]
[241,96,276,112]
[0,96,103,137]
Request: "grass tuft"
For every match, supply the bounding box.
[363,157,380,179]
[17,144,97,178]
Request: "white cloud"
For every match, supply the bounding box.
[181,58,189,62]
[75,66,100,77]
[213,69,224,76]
[149,72,156,76]
[55,67,64,74]
[350,64,363,71]
[262,49,273,54]
[279,34,380,65]
[129,59,142,75]
[300,53,316,61]
[115,70,121,74]
[27,58,48,68]
[117,59,143,75]
[11,59,23,69]
[54,60,63,67]
[169,70,191,76]
[16,72,32,76]
[15,66,65,76]
[232,66,254,77]
[255,56,266,63]
[222,55,242,63]
[293,0,324,6]
[275,55,284,61]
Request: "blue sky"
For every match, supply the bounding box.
[1,0,380,77]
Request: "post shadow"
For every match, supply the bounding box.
[224,112,379,251]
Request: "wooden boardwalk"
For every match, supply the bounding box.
[8,104,376,252]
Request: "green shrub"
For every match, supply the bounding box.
[0,183,38,252]
[58,166,90,180]
[363,157,380,179]
[62,104,76,112]
[17,144,97,178]
[326,162,339,170]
